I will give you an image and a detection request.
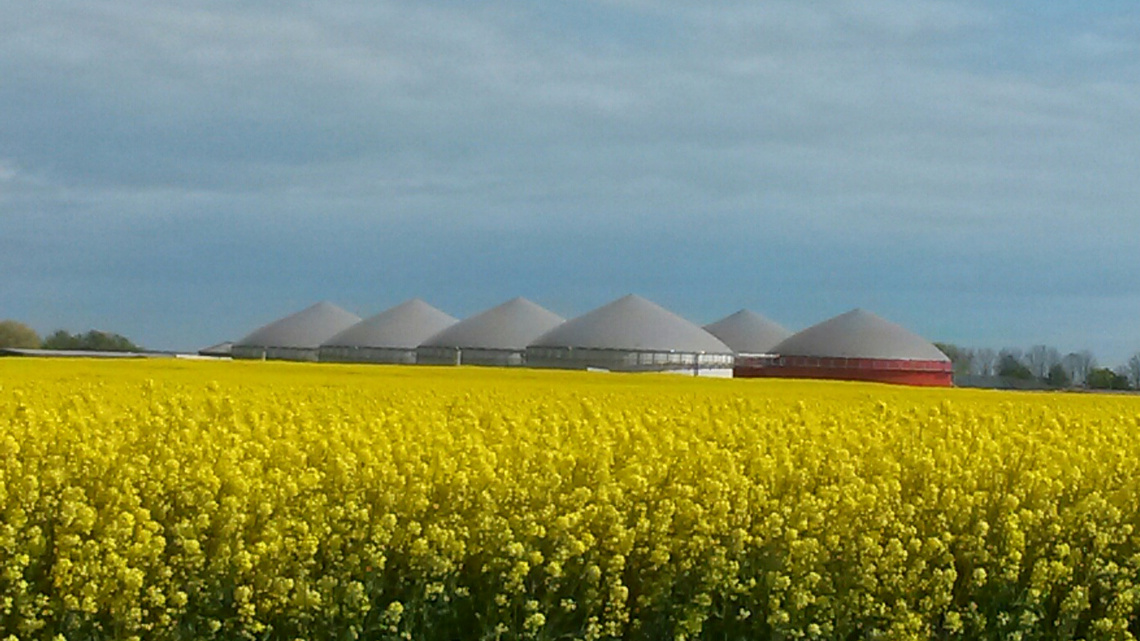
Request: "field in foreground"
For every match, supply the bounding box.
[3,360,1140,641]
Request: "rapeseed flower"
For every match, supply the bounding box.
[2,359,1140,639]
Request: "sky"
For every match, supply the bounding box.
[2,1,1139,363]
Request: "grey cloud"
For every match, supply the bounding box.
[3,0,1140,357]
[4,1,1132,220]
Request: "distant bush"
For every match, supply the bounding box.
[42,329,143,352]
[997,353,1033,380]
[1087,367,1131,391]
[0,319,41,348]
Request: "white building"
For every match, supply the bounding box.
[231,301,362,362]
[319,299,458,364]
[416,297,565,366]
[526,294,735,377]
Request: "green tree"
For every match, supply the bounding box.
[79,330,141,351]
[1087,367,1131,391]
[41,330,81,350]
[42,329,143,352]
[1045,363,1071,389]
[997,352,1033,380]
[0,319,41,348]
[934,342,974,377]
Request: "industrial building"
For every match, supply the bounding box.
[218,296,954,387]
[526,294,735,376]
[416,297,564,366]
[231,301,361,362]
[319,299,457,364]
[735,308,952,386]
[703,310,791,356]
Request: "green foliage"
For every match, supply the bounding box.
[934,342,973,377]
[1086,367,1131,391]
[41,329,143,352]
[997,353,1033,380]
[1045,363,1071,389]
[0,319,41,348]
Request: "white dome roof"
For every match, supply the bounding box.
[529,294,731,354]
[772,309,949,361]
[419,298,564,350]
[235,302,362,349]
[321,299,457,349]
[704,310,791,354]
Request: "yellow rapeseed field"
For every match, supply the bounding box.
[3,359,1140,641]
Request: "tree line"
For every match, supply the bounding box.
[0,319,144,352]
[935,342,1140,391]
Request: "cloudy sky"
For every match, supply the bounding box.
[2,1,1139,362]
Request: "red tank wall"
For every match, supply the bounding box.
[735,356,953,387]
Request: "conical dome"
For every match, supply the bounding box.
[772,309,949,361]
[530,294,731,353]
[322,299,458,349]
[235,301,362,349]
[420,298,564,350]
[704,310,791,354]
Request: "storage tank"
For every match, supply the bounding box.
[703,309,791,356]
[319,299,458,364]
[232,301,361,362]
[526,294,734,377]
[416,297,564,366]
[735,308,952,386]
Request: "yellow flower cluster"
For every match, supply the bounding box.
[3,359,1140,640]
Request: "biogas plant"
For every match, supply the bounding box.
[218,295,952,386]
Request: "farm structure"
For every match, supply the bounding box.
[416,297,565,367]
[319,299,457,364]
[231,302,361,362]
[526,294,735,377]
[220,298,950,387]
[735,308,952,386]
[703,309,791,356]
